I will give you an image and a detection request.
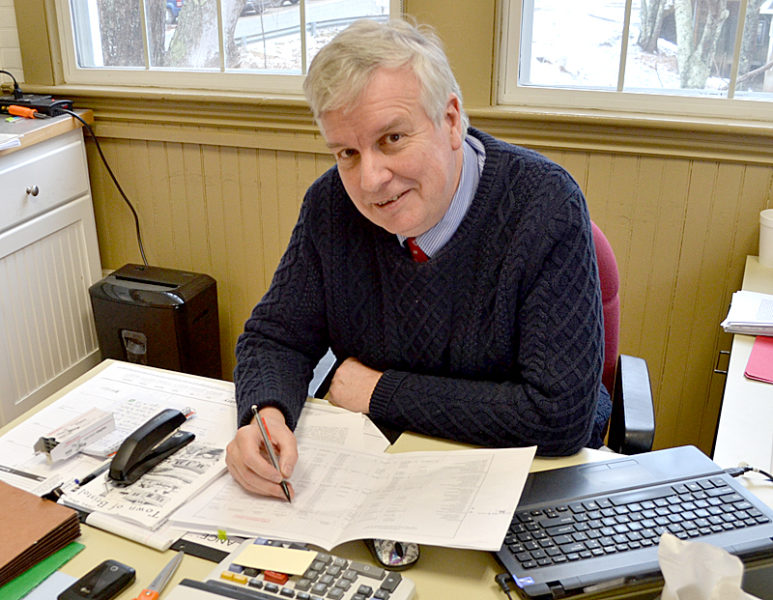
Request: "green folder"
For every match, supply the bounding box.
[0,541,84,600]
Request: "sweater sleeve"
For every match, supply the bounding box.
[233,189,330,430]
[368,170,607,456]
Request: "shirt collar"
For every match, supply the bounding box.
[398,135,485,258]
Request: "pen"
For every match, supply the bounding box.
[75,461,110,486]
[251,404,292,503]
[132,550,184,600]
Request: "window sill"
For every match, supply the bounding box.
[467,105,773,164]
[21,84,773,163]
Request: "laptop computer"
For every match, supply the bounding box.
[495,445,773,599]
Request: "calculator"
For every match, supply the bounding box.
[165,537,416,600]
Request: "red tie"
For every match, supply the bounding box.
[406,237,428,263]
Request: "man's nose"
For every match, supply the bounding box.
[359,151,391,192]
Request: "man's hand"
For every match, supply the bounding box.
[226,406,298,499]
[327,357,382,413]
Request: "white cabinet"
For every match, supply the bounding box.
[0,123,102,425]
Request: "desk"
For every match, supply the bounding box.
[2,361,772,600]
[713,256,773,510]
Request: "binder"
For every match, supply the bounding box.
[0,481,80,586]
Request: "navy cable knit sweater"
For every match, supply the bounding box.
[234,128,611,455]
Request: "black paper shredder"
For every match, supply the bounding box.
[89,264,222,379]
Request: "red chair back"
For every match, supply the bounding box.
[591,221,620,396]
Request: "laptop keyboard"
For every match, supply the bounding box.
[504,475,772,570]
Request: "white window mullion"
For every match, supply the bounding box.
[139,0,150,71]
[519,0,533,85]
[617,0,634,92]
[728,0,750,99]
[300,0,308,74]
[217,0,225,73]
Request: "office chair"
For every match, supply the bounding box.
[309,222,656,455]
[592,221,655,455]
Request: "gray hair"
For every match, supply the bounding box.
[303,19,469,135]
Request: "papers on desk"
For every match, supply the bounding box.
[170,442,536,552]
[60,441,226,530]
[745,335,773,384]
[721,290,773,335]
[0,360,535,555]
[0,361,390,550]
[0,133,21,151]
[0,362,237,549]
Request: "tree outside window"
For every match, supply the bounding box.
[68,0,391,75]
[515,0,773,100]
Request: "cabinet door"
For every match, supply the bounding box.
[0,195,102,425]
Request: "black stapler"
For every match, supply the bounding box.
[108,408,195,486]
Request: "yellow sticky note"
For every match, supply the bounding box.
[234,544,316,576]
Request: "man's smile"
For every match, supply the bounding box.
[374,190,408,207]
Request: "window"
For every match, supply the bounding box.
[56,0,401,94]
[498,0,773,119]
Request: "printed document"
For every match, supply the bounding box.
[0,360,389,549]
[721,290,773,335]
[61,442,226,530]
[171,441,536,551]
[0,361,236,496]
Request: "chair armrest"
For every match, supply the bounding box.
[607,354,655,455]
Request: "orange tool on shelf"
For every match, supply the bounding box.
[2,104,47,118]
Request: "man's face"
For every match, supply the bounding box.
[320,67,464,238]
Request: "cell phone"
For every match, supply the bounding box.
[57,559,135,600]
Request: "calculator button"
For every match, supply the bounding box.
[264,570,289,585]
[348,562,386,580]
[380,572,402,592]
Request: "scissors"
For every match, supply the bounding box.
[132,550,184,600]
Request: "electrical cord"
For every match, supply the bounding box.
[0,69,24,99]
[1,74,149,266]
[724,464,773,483]
[59,108,149,267]
[495,573,515,599]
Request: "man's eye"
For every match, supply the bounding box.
[337,149,357,160]
[385,133,402,144]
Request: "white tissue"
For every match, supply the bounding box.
[658,532,761,600]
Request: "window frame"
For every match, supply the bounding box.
[496,0,773,123]
[53,0,402,95]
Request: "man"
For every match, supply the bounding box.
[226,19,610,500]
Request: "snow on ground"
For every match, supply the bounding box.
[523,0,729,92]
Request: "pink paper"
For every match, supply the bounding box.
[745,335,773,384]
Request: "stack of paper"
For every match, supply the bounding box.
[0,481,80,586]
[720,290,773,335]
[0,133,21,151]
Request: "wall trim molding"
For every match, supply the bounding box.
[38,87,773,164]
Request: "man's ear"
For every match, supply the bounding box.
[445,94,464,151]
